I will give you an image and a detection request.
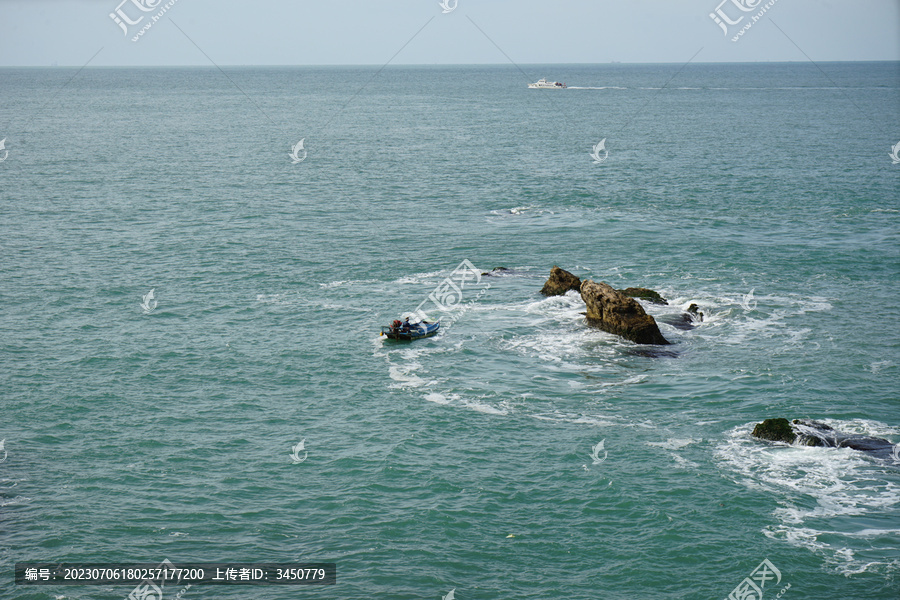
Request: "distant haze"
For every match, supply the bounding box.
[0,0,898,67]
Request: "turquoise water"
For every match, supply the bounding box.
[1,63,899,599]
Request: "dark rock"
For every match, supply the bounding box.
[482,267,510,276]
[753,418,895,458]
[627,347,680,358]
[540,266,582,296]
[659,314,697,331]
[752,418,796,444]
[620,287,668,305]
[793,419,833,431]
[792,419,893,456]
[687,304,704,321]
[659,303,704,331]
[580,280,670,345]
[837,436,895,455]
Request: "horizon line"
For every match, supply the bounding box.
[2,59,899,69]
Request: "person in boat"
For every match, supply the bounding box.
[401,317,412,332]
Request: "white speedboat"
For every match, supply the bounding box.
[528,78,566,89]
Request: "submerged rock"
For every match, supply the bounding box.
[580,280,670,345]
[620,287,668,305]
[540,266,582,296]
[659,314,696,331]
[482,267,510,276]
[626,346,680,358]
[752,418,895,458]
[659,303,704,330]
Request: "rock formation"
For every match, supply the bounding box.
[752,418,896,458]
[687,304,703,320]
[659,303,704,331]
[620,287,668,305]
[540,266,582,296]
[752,418,798,444]
[580,280,670,345]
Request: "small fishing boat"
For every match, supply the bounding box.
[381,320,440,340]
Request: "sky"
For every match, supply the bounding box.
[0,0,898,67]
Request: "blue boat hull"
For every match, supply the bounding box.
[381,321,440,340]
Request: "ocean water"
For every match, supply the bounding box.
[1,62,899,599]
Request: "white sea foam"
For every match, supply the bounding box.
[597,374,649,389]
[565,415,620,427]
[844,528,900,537]
[502,327,603,365]
[647,437,700,450]
[488,207,555,217]
[255,293,282,303]
[670,454,700,469]
[319,278,380,289]
[255,292,367,315]
[424,392,451,405]
[869,360,895,374]
[499,290,632,370]
[388,363,432,389]
[422,392,508,415]
[686,288,833,351]
[817,418,900,439]
[463,400,508,415]
[393,270,447,285]
[794,295,833,314]
[531,411,623,428]
[0,495,31,507]
[648,438,702,468]
[716,421,900,576]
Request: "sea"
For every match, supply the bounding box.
[1,62,899,600]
